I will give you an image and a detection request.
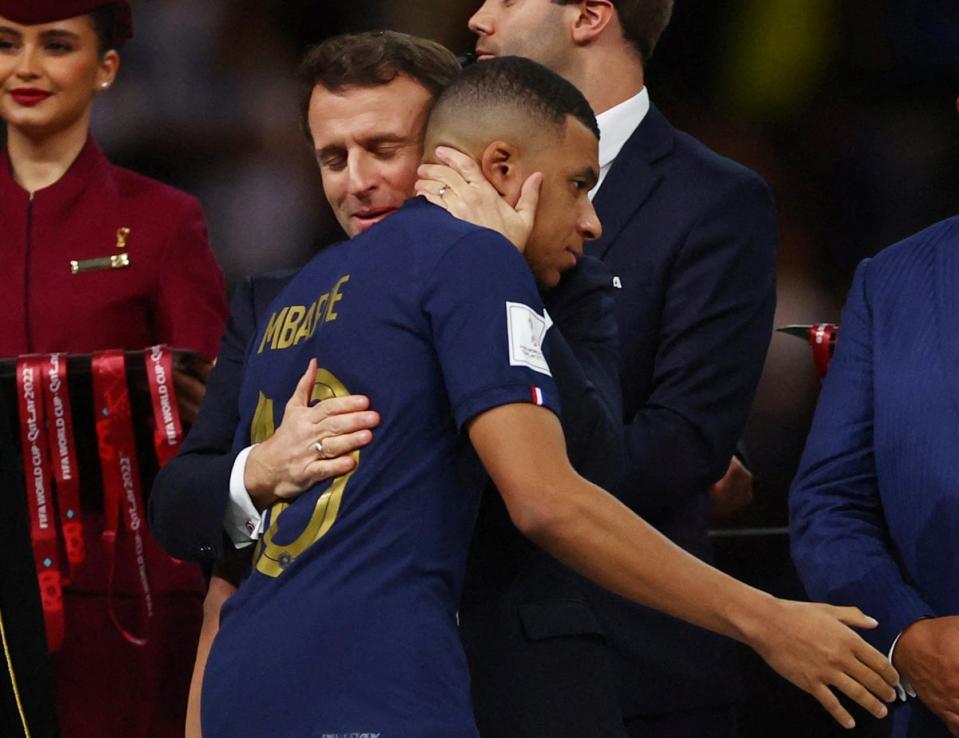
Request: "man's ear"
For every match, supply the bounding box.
[479,140,524,206]
[571,0,616,45]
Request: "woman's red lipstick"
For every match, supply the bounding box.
[11,88,53,106]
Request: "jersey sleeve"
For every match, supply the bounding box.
[422,230,561,430]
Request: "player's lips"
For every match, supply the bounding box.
[10,88,53,106]
[475,47,496,60]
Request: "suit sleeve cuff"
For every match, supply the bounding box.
[225,445,262,548]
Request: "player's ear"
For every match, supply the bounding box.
[571,0,615,44]
[479,140,524,205]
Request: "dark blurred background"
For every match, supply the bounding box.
[85,1,959,735]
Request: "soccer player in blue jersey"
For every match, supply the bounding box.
[199,57,899,737]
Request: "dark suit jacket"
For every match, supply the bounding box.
[790,216,959,738]
[583,104,778,718]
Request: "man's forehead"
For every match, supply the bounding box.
[308,80,434,145]
[310,74,433,107]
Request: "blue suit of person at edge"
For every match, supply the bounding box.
[791,215,959,738]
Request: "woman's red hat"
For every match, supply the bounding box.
[0,1,133,47]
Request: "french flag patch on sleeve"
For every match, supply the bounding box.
[531,386,545,406]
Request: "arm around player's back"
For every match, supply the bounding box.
[467,401,899,731]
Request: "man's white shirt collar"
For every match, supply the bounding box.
[590,86,650,200]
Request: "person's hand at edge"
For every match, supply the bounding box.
[892,615,959,736]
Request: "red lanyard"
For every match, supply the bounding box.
[15,356,65,652]
[42,354,85,582]
[144,345,184,466]
[92,350,153,646]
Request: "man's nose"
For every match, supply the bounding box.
[346,153,377,197]
[468,3,493,36]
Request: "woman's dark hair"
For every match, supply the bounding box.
[89,5,118,55]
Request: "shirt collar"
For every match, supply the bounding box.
[589,87,650,199]
[596,86,650,171]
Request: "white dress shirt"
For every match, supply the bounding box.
[589,86,650,200]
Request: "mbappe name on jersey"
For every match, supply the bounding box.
[257,274,350,354]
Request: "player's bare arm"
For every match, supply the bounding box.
[468,402,900,731]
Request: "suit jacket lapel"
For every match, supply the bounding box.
[588,104,674,260]
[935,225,959,417]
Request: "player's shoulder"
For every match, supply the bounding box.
[382,197,521,264]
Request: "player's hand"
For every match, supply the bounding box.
[708,456,754,517]
[893,616,959,736]
[750,599,899,730]
[244,359,380,509]
[415,145,542,252]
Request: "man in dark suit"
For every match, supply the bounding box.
[465,1,778,734]
[790,215,959,738]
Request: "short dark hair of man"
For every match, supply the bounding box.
[430,55,599,141]
[298,30,461,142]
[554,0,674,63]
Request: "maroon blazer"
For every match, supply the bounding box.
[0,135,226,358]
[0,136,227,738]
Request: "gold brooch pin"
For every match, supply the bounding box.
[69,226,133,274]
[70,253,130,274]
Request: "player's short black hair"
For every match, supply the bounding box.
[553,0,673,63]
[433,55,599,140]
[298,31,460,142]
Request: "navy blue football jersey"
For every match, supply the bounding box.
[202,199,560,738]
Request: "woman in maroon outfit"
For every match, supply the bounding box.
[0,2,227,736]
